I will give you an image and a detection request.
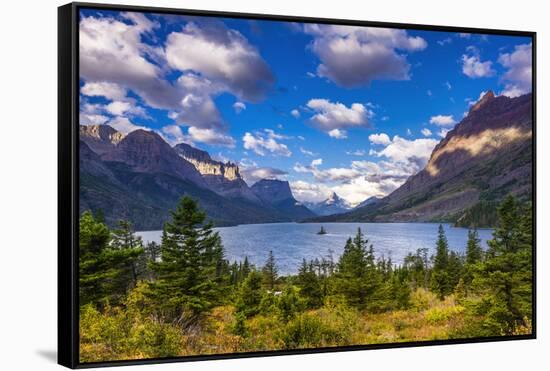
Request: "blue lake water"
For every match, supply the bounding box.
[137,223,494,275]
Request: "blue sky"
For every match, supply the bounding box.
[79,8,532,205]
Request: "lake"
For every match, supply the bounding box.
[137,222,494,275]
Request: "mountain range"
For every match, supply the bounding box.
[309,91,533,227]
[305,192,352,216]
[79,125,313,229]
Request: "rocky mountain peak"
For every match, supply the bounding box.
[101,129,206,186]
[173,143,241,182]
[79,124,125,155]
[469,90,495,113]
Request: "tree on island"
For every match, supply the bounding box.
[148,196,227,327]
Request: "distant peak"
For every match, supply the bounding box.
[470,90,495,112]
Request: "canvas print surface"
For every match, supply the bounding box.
[77,7,534,364]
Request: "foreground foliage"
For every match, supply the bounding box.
[79,195,533,362]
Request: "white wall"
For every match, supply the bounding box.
[0,0,546,369]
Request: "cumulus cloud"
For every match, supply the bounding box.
[243,130,291,157]
[290,180,332,203]
[370,135,438,168]
[421,128,433,137]
[166,21,274,102]
[80,14,273,148]
[368,133,391,145]
[233,101,246,113]
[306,99,372,137]
[328,129,347,139]
[498,43,532,97]
[291,109,301,118]
[429,115,456,126]
[160,125,193,146]
[81,82,128,101]
[461,48,495,78]
[80,113,110,126]
[188,127,236,147]
[304,24,427,87]
[80,13,181,109]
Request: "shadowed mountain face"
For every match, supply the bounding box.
[79,125,311,229]
[310,92,533,226]
[251,179,316,221]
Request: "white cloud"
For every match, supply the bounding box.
[437,38,452,46]
[80,114,110,126]
[444,81,452,90]
[160,125,192,146]
[368,133,391,145]
[81,82,127,101]
[80,13,181,109]
[461,50,495,78]
[311,158,323,167]
[372,135,438,166]
[233,101,246,113]
[429,115,456,126]
[421,128,433,137]
[188,127,236,147]
[498,43,532,97]
[243,131,291,157]
[290,180,332,203]
[107,117,148,134]
[300,147,317,156]
[346,149,366,156]
[241,166,288,184]
[304,24,427,87]
[291,109,301,118]
[328,129,347,139]
[166,21,274,102]
[306,99,372,136]
[438,128,450,138]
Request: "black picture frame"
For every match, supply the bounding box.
[58,2,537,368]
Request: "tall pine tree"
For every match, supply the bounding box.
[473,196,533,335]
[149,196,227,327]
[262,250,278,290]
[431,224,453,299]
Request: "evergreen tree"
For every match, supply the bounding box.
[296,259,323,308]
[403,248,430,289]
[110,220,145,288]
[472,196,533,335]
[431,224,453,299]
[277,285,305,322]
[333,228,381,310]
[236,270,264,318]
[149,196,226,327]
[465,229,483,265]
[463,229,483,291]
[79,212,143,306]
[262,250,278,290]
